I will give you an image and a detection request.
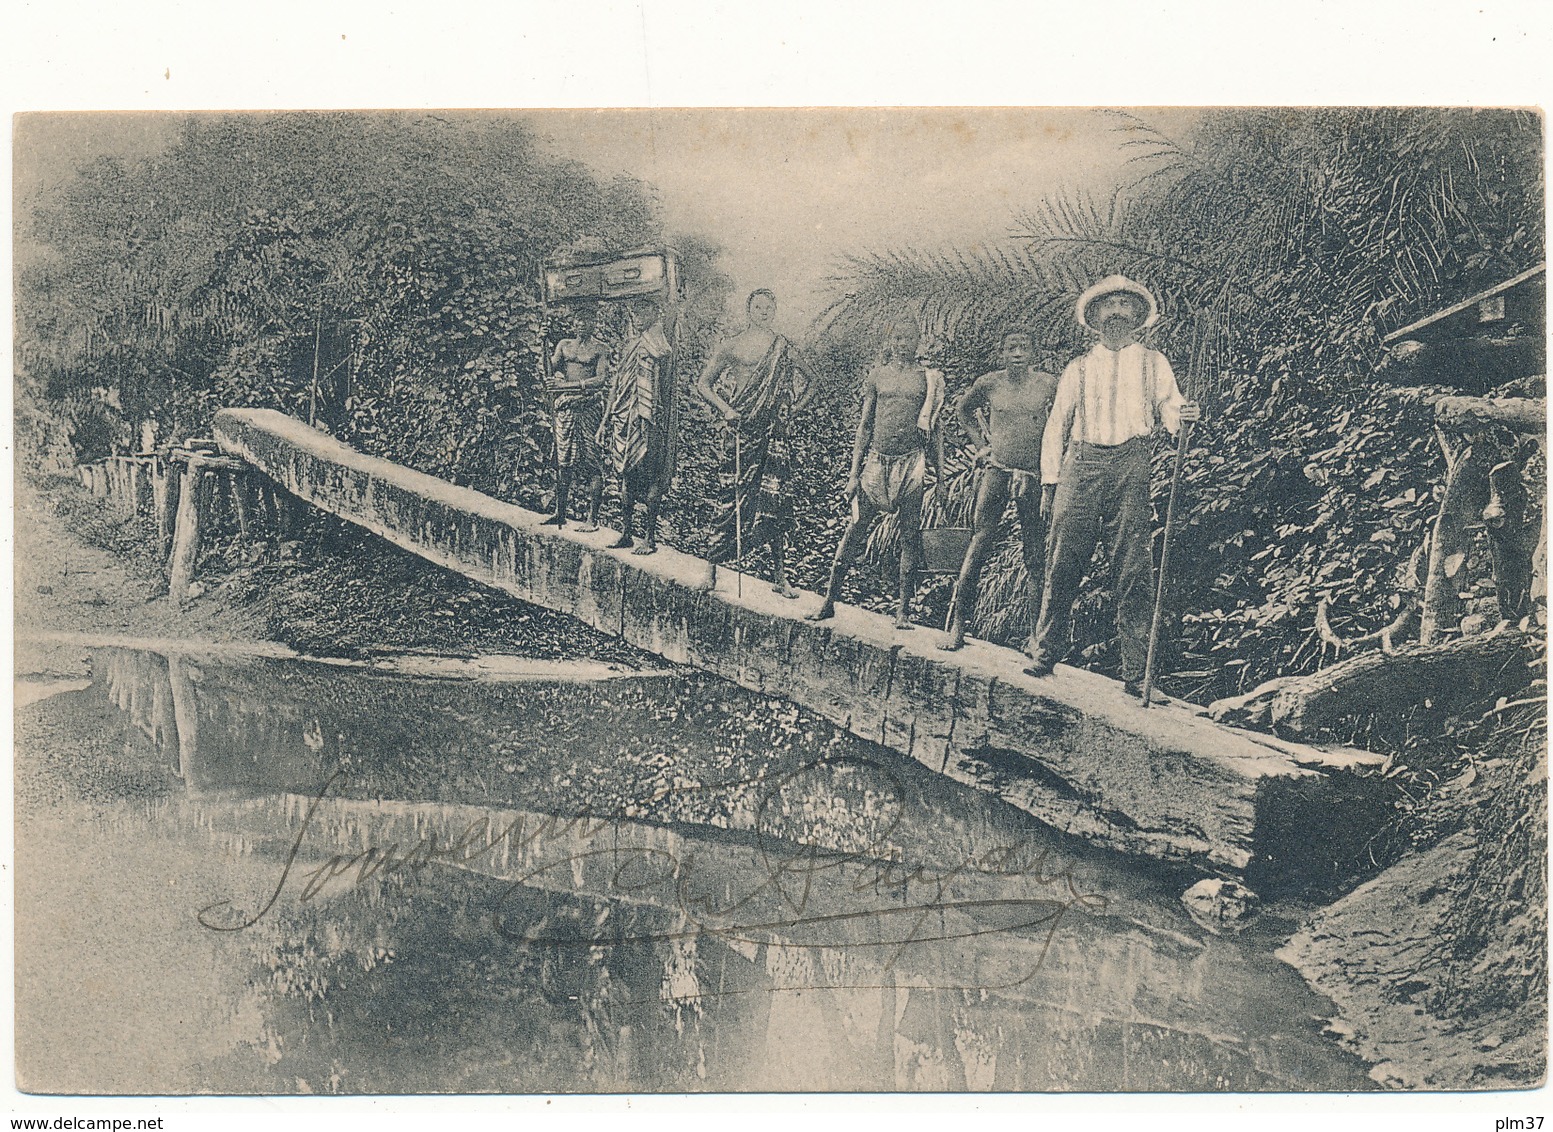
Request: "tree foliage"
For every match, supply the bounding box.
[15,112,715,509]
[819,107,1545,698]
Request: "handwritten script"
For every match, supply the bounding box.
[197,755,1108,983]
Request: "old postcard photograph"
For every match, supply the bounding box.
[5,3,1549,1119]
[10,101,1546,1100]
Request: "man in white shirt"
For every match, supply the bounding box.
[1024,275,1202,700]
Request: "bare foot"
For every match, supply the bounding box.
[630,542,658,556]
[771,582,800,599]
[806,601,836,622]
[540,515,565,528]
[576,523,600,533]
[608,535,635,550]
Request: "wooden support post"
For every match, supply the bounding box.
[128,458,148,516]
[167,460,208,607]
[1485,459,1533,620]
[270,483,296,538]
[211,465,231,527]
[251,479,272,535]
[1419,433,1492,645]
[122,458,138,517]
[231,471,253,539]
[116,459,131,516]
[155,457,183,562]
[248,479,275,539]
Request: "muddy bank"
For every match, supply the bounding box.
[1280,694,1548,1094]
[14,473,270,649]
[15,472,658,668]
[1280,822,1547,1090]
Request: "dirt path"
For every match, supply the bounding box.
[14,474,271,654]
[14,471,660,678]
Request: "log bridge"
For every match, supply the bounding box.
[79,408,1392,892]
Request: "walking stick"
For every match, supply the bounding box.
[1141,419,1192,708]
[535,268,565,515]
[734,429,743,598]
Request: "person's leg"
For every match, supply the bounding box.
[545,413,573,526]
[1013,478,1046,656]
[770,532,798,598]
[895,486,926,630]
[609,470,638,549]
[578,413,606,531]
[633,461,666,555]
[579,456,604,532]
[543,463,571,527]
[940,468,1010,650]
[808,497,880,620]
[1027,455,1103,676]
[1105,443,1156,692]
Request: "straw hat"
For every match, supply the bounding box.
[1076,274,1160,331]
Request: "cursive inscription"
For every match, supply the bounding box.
[197,753,1109,985]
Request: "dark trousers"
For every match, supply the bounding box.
[1031,439,1155,683]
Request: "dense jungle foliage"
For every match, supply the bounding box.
[811,108,1546,1051]
[16,110,1543,704]
[14,106,1548,1074]
[821,108,1545,704]
[15,113,730,512]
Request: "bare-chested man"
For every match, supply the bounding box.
[695,288,820,597]
[938,329,1059,652]
[809,317,944,628]
[542,308,607,531]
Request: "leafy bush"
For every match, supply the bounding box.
[14,113,713,516]
[816,107,1545,699]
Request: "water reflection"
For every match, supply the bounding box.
[14,645,1375,1093]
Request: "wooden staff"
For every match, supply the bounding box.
[535,266,565,513]
[734,429,743,598]
[1140,300,1218,710]
[1142,419,1191,708]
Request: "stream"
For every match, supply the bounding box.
[13,640,1376,1094]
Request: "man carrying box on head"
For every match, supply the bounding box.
[1024,275,1202,702]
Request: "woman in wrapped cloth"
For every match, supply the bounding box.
[598,297,677,555]
[541,307,607,531]
[695,289,819,596]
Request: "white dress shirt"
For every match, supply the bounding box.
[1040,342,1186,484]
